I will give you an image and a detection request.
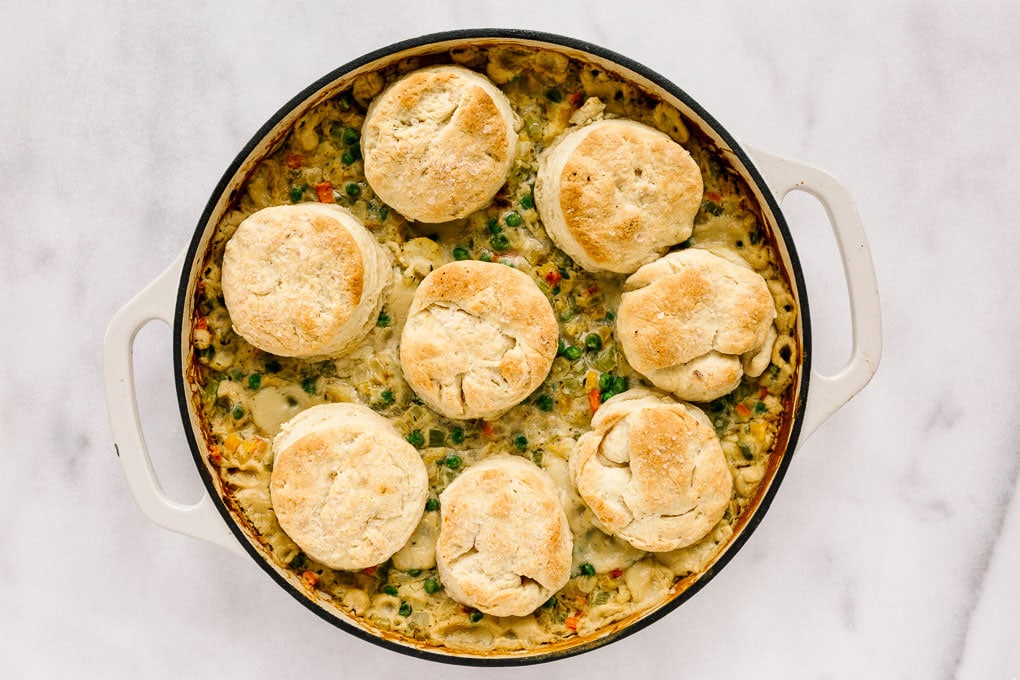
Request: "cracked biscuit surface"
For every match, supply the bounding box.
[569,389,732,552]
[361,65,519,223]
[221,204,392,358]
[617,248,777,402]
[399,260,558,420]
[269,403,429,571]
[436,455,572,617]
[535,118,703,273]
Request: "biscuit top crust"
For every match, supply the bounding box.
[436,455,572,617]
[361,65,517,223]
[619,248,775,371]
[537,119,703,273]
[568,389,732,552]
[399,260,558,420]
[270,404,428,571]
[221,204,367,357]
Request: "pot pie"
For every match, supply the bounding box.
[188,43,800,655]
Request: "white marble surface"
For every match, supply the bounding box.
[2,2,1018,678]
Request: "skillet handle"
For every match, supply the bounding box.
[746,147,882,441]
[103,250,244,556]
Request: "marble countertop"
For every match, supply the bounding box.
[3,2,1017,678]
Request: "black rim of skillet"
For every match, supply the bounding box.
[172,28,812,667]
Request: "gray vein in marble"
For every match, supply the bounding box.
[951,417,1020,679]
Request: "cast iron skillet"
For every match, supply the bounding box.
[103,29,881,665]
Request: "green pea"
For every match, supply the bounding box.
[514,434,528,451]
[469,611,484,623]
[247,373,261,391]
[580,563,596,576]
[342,128,360,145]
[545,87,563,103]
[450,427,465,445]
[380,389,394,405]
[377,312,391,327]
[300,378,317,394]
[479,251,492,262]
[288,553,307,570]
[408,569,422,577]
[585,333,603,351]
[504,212,522,227]
[407,430,425,448]
[612,376,627,394]
[230,404,245,419]
[564,345,583,361]
[425,498,440,512]
[598,373,614,391]
[382,585,398,596]
[398,602,411,617]
[341,152,355,166]
[519,194,534,210]
[289,185,306,203]
[345,183,361,198]
[535,394,554,412]
[557,338,567,356]
[452,246,471,261]
[445,454,462,469]
[378,205,388,221]
[490,233,510,252]
[487,218,502,235]
[605,311,616,322]
[423,578,440,594]
[754,400,767,414]
[740,444,754,461]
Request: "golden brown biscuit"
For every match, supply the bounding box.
[399,261,558,420]
[617,248,777,401]
[221,204,391,358]
[569,389,732,552]
[535,118,703,273]
[361,65,519,223]
[270,403,429,571]
[436,455,572,617]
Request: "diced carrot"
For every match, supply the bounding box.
[609,568,623,578]
[735,403,752,418]
[544,269,562,286]
[196,280,205,295]
[569,91,583,107]
[362,566,377,575]
[481,421,494,437]
[759,386,769,399]
[315,181,334,203]
[565,616,580,631]
[588,389,601,414]
[286,154,304,169]
[208,447,223,466]
[302,571,319,587]
[223,434,243,454]
[706,191,723,202]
